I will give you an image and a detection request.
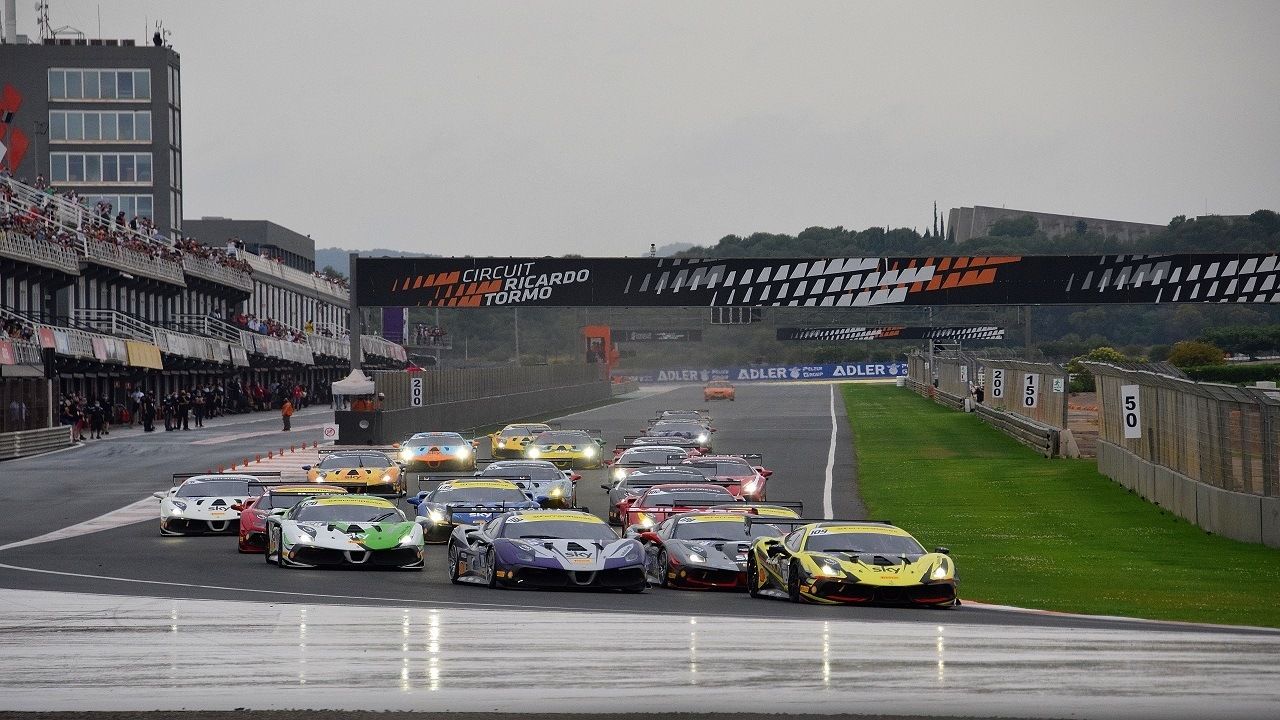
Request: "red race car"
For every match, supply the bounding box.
[623,483,741,531]
[235,484,347,553]
[604,465,722,525]
[682,454,772,501]
[630,510,791,590]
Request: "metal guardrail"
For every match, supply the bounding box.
[181,254,253,292]
[0,229,81,275]
[975,404,1059,458]
[0,426,74,461]
[73,308,156,342]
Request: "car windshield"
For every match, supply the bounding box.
[689,461,752,476]
[407,434,462,447]
[431,486,529,503]
[638,487,734,507]
[709,381,732,387]
[293,504,404,523]
[662,412,703,420]
[804,530,925,555]
[481,464,563,482]
[619,448,683,465]
[674,518,785,540]
[651,421,705,434]
[317,454,388,469]
[500,519,617,541]
[500,426,547,438]
[625,470,707,487]
[176,480,248,497]
[263,493,331,509]
[536,432,591,445]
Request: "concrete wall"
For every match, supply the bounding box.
[1098,440,1279,548]
[947,205,1165,244]
[336,378,611,445]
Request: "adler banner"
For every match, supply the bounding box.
[355,254,1280,308]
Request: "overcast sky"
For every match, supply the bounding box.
[32,1,1280,255]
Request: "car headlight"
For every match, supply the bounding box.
[931,560,952,580]
[743,479,760,494]
[399,449,413,462]
[687,553,706,564]
[380,473,394,483]
[454,446,470,458]
[399,533,417,547]
[613,468,627,481]
[812,555,844,577]
[696,433,708,443]
[583,446,596,458]
[497,440,506,448]
[428,509,446,523]
[549,486,563,499]
[296,526,317,544]
[636,513,655,529]
[525,448,541,458]
[624,544,642,562]
[169,500,187,516]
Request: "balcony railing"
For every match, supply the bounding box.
[243,252,349,302]
[362,334,408,363]
[81,239,186,287]
[181,254,253,293]
[0,229,81,276]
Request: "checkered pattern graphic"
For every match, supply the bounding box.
[776,326,1006,341]
[1066,255,1280,303]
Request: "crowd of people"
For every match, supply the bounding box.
[411,324,449,345]
[53,379,330,439]
[2,171,260,277]
[228,312,310,343]
[3,318,35,342]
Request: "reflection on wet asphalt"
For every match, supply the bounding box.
[1,589,1277,718]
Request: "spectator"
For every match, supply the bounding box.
[281,397,294,431]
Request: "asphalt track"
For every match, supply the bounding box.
[0,383,1271,633]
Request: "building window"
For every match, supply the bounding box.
[50,153,153,184]
[49,111,153,143]
[80,195,154,220]
[48,69,152,101]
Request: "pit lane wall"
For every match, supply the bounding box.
[1086,362,1280,547]
[335,365,610,444]
[613,362,908,384]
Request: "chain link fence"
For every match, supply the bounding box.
[372,363,605,410]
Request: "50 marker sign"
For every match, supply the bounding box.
[1120,384,1142,439]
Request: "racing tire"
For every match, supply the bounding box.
[265,527,278,565]
[485,547,499,589]
[787,561,803,603]
[657,550,671,588]
[747,554,763,598]
[447,542,463,585]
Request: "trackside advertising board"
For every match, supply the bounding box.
[614,362,908,384]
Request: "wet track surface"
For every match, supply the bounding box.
[0,383,1273,633]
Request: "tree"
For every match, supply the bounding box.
[1066,346,1130,392]
[319,264,347,281]
[1075,219,1088,235]
[1167,341,1225,368]
[988,215,1039,237]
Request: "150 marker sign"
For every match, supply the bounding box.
[1023,373,1040,408]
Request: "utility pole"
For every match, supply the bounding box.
[1024,306,1033,357]
[513,307,520,365]
[348,252,360,372]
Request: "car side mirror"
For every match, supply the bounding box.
[934,546,950,555]
[270,508,288,517]
[152,491,167,499]
[230,503,244,511]
[392,442,401,449]
[595,438,605,446]
[600,483,612,490]
[603,460,613,466]
[301,465,312,471]
[766,544,787,557]
[406,496,422,506]
[758,468,773,477]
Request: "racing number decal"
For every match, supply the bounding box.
[1120,384,1142,439]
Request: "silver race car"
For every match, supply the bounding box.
[155,473,263,536]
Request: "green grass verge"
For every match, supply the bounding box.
[845,384,1280,628]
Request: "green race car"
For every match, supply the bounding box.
[746,518,957,606]
[264,495,426,569]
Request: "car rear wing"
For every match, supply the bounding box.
[708,501,804,514]
[626,501,742,520]
[170,471,282,486]
[742,516,894,527]
[445,504,589,524]
[317,447,398,456]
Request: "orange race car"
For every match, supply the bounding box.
[704,380,736,401]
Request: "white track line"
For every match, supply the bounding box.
[823,383,837,519]
[0,497,156,552]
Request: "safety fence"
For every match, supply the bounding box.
[1085,362,1279,547]
[905,350,1070,457]
[373,364,605,410]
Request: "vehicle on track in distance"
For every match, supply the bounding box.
[630,511,790,590]
[643,419,714,452]
[235,483,347,552]
[486,423,553,459]
[265,495,426,570]
[616,435,705,457]
[523,429,606,469]
[447,510,646,592]
[650,410,712,426]
[606,445,694,483]
[704,380,736,401]
[396,432,477,472]
[746,518,958,607]
[155,474,260,536]
[682,454,772,501]
[603,465,716,525]
[706,501,803,519]
[303,450,405,496]
[623,483,740,530]
[476,459,579,508]
[407,478,540,543]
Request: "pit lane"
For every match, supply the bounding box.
[0,383,1267,633]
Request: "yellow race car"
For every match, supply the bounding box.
[523,429,606,469]
[303,450,405,496]
[746,518,957,606]
[487,423,553,459]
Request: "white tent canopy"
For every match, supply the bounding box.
[331,369,376,396]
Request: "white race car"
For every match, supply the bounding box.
[155,474,258,536]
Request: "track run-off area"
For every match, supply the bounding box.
[1,382,1279,717]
